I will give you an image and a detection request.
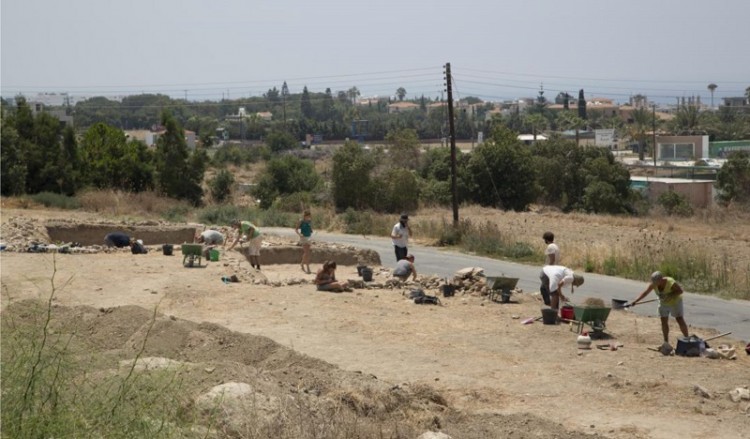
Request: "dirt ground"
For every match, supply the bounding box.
[2,208,749,438]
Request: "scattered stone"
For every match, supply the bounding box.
[693,385,712,399]
[417,432,452,439]
[729,387,750,403]
[204,367,215,373]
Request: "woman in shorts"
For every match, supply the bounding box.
[295,210,313,273]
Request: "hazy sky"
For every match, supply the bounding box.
[2,0,749,104]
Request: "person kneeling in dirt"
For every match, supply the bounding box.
[393,254,417,282]
[104,231,131,248]
[129,238,148,254]
[630,271,689,345]
[197,229,224,258]
[315,261,351,292]
[542,265,584,310]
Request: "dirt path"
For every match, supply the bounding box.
[2,249,748,439]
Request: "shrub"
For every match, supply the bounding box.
[254,155,321,209]
[28,192,81,209]
[197,204,244,225]
[209,169,235,203]
[657,191,694,216]
[265,130,297,152]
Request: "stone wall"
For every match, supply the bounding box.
[237,245,380,266]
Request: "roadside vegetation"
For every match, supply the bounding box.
[2,91,750,300]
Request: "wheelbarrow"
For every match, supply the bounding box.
[486,276,519,303]
[569,304,611,337]
[181,243,203,267]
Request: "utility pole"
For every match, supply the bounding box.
[445,63,459,227]
[652,104,657,166]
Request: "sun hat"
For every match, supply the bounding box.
[400,213,409,221]
[573,274,584,286]
[651,271,664,284]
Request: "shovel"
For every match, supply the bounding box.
[611,298,657,310]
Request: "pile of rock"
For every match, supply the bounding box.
[1,216,51,251]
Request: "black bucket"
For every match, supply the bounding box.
[676,336,703,357]
[361,267,373,282]
[162,244,174,256]
[441,284,456,297]
[541,308,558,325]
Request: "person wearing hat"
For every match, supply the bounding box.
[630,271,690,343]
[228,219,263,270]
[390,213,412,262]
[538,231,560,306]
[541,265,584,310]
[393,254,418,282]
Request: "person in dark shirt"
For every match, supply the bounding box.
[104,232,131,248]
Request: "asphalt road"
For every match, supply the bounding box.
[265,228,750,342]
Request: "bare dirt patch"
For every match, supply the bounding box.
[3,235,749,438]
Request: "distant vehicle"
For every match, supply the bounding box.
[694,158,721,168]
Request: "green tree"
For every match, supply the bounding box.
[58,126,80,195]
[466,126,539,210]
[418,147,471,206]
[715,151,750,206]
[332,140,376,210]
[254,155,320,209]
[627,108,652,161]
[371,168,419,213]
[265,130,297,152]
[524,113,548,141]
[347,86,360,104]
[531,136,632,213]
[300,86,314,119]
[0,116,27,195]
[396,87,407,101]
[155,111,204,204]
[670,104,705,136]
[385,128,421,169]
[210,169,235,203]
[80,123,155,192]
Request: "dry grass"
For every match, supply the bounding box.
[76,189,191,218]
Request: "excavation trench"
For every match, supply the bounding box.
[45,223,380,266]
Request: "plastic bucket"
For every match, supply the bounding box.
[441,284,456,297]
[361,268,373,282]
[209,249,220,262]
[541,308,558,325]
[560,305,575,320]
[162,244,173,256]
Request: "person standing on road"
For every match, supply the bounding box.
[630,271,690,344]
[390,213,411,262]
[228,219,263,270]
[542,265,584,310]
[295,210,313,274]
[539,231,560,306]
